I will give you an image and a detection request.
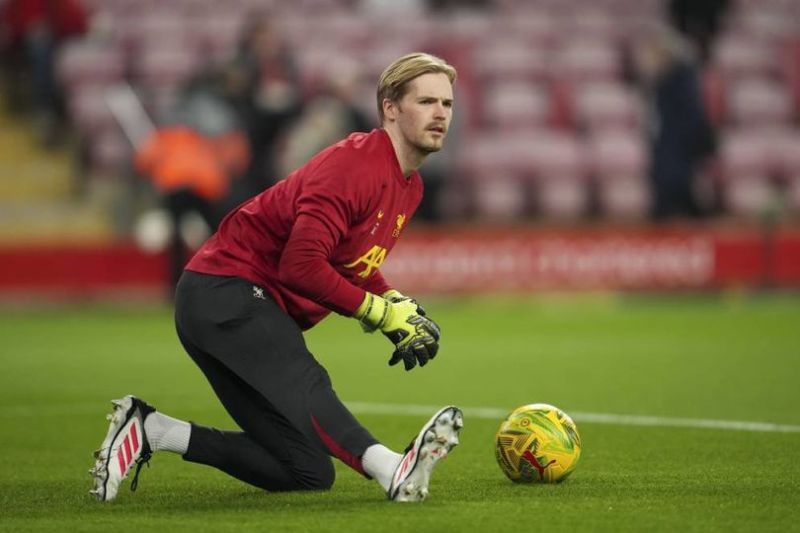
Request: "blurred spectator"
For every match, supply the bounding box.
[279,61,373,176]
[363,0,490,15]
[426,0,490,12]
[668,0,730,64]
[633,26,717,221]
[224,14,302,194]
[0,0,88,146]
[136,80,250,294]
[360,0,425,13]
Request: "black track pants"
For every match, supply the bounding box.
[174,271,378,491]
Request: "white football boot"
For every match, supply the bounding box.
[388,406,463,502]
[89,395,154,502]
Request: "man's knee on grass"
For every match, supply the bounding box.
[290,454,335,491]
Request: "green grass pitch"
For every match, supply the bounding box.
[1,293,799,532]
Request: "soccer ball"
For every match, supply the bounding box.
[495,403,582,483]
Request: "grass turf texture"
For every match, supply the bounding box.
[1,293,799,532]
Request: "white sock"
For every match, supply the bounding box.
[362,444,403,492]
[143,411,191,454]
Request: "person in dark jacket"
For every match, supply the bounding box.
[0,0,88,145]
[633,26,717,220]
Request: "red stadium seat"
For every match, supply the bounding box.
[719,128,775,216]
[727,77,794,127]
[560,9,619,42]
[472,174,529,221]
[114,12,194,52]
[482,82,552,128]
[552,39,622,83]
[459,131,538,179]
[491,10,557,44]
[192,12,244,65]
[304,13,372,47]
[768,130,800,213]
[572,81,642,132]
[452,119,545,218]
[731,5,797,41]
[460,130,588,220]
[525,132,589,219]
[781,39,800,121]
[461,130,588,220]
[472,39,549,83]
[724,178,776,218]
[359,39,424,81]
[57,40,125,89]
[441,10,493,41]
[131,43,202,94]
[587,130,650,219]
[712,35,780,80]
[720,128,770,177]
[66,84,119,134]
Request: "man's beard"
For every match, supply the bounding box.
[412,137,443,154]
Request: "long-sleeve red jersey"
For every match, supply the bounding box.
[185,128,423,330]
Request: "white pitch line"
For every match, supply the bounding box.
[345,401,800,434]
[1,401,799,434]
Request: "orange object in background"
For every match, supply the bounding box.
[135,126,249,202]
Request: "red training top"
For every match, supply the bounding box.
[186,128,423,330]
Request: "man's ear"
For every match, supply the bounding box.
[382,98,399,122]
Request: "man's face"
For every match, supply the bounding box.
[386,72,454,154]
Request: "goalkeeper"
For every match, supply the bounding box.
[89,53,463,503]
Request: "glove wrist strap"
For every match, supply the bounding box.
[355,293,389,332]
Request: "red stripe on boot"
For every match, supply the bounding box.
[310,415,367,477]
[123,436,132,467]
[131,423,140,453]
[117,448,127,472]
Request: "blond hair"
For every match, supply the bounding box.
[376,52,457,123]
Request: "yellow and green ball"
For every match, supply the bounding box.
[495,403,582,483]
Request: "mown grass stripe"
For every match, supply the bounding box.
[1,400,799,434]
[345,401,800,434]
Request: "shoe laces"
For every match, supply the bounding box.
[130,451,152,492]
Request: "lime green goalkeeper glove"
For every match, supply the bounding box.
[381,289,427,316]
[381,290,442,369]
[355,292,441,371]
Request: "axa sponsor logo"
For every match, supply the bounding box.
[345,245,387,278]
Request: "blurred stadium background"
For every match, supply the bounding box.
[1,0,800,298]
[2,2,800,529]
